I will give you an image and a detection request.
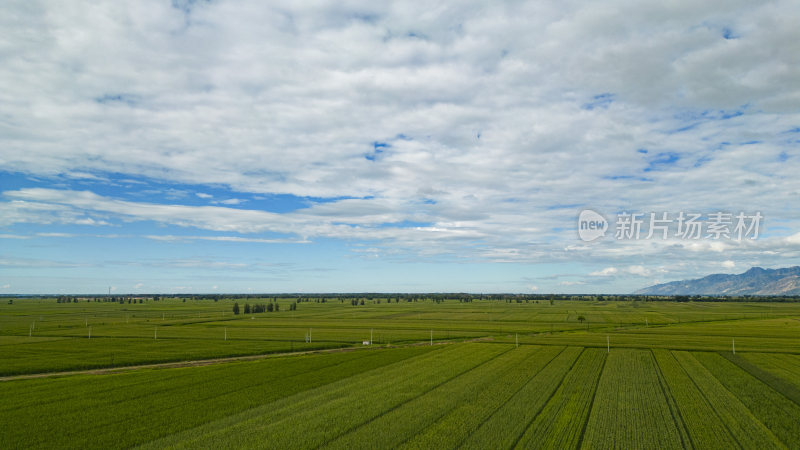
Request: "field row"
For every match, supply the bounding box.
[3,317,798,375]
[3,342,800,449]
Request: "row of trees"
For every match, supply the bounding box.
[233,301,297,315]
[56,296,145,304]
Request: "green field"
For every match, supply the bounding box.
[1,297,799,448]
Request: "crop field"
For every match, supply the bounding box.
[1,297,800,448]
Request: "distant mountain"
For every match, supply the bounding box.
[634,266,800,296]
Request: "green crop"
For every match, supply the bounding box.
[2,298,800,449]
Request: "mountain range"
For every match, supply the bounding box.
[634,266,800,296]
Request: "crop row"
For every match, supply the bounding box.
[740,353,800,388]
[141,343,509,449]
[580,348,686,449]
[323,345,545,449]
[0,336,345,375]
[693,352,800,448]
[727,352,800,406]
[516,348,606,449]
[0,346,434,449]
[652,349,737,449]
[399,346,565,449]
[459,346,583,449]
[671,351,782,449]
[6,340,800,449]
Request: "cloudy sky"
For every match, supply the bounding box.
[1,0,799,294]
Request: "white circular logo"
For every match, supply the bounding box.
[578,209,608,241]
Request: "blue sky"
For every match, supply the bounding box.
[1,0,799,294]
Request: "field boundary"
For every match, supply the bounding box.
[576,348,606,449]
[719,352,800,407]
[673,351,745,448]
[650,349,693,448]
[509,347,583,448]
[0,339,462,381]
[317,345,515,447]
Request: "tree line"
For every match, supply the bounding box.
[233,301,297,315]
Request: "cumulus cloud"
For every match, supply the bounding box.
[214,198,246,205]
[0,0,798,292]
[625,265,650,277]
[590,265,652,277]
[590,267,619,277]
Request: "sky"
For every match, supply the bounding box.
[1,0,799,294]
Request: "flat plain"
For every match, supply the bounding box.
[1,297,799,448]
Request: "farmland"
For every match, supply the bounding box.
[1,297,800,448]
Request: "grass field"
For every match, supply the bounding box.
[1,297,799,448]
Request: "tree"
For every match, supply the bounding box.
[244,303,251,314]
[233,302,240,315]
[267,303,273,313]
[275,303,280,312]
[577,315,586,324]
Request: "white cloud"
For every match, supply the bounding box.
[786,233,800,245]
[144,234,308,244]
[134,282,144,289]
[0,1,798,292]
[215,198,246,205]
[589,265,652,277]
[590,267,618,276]
[1,284,10,289]
[625,265,650,277]
[721,260,736,268]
